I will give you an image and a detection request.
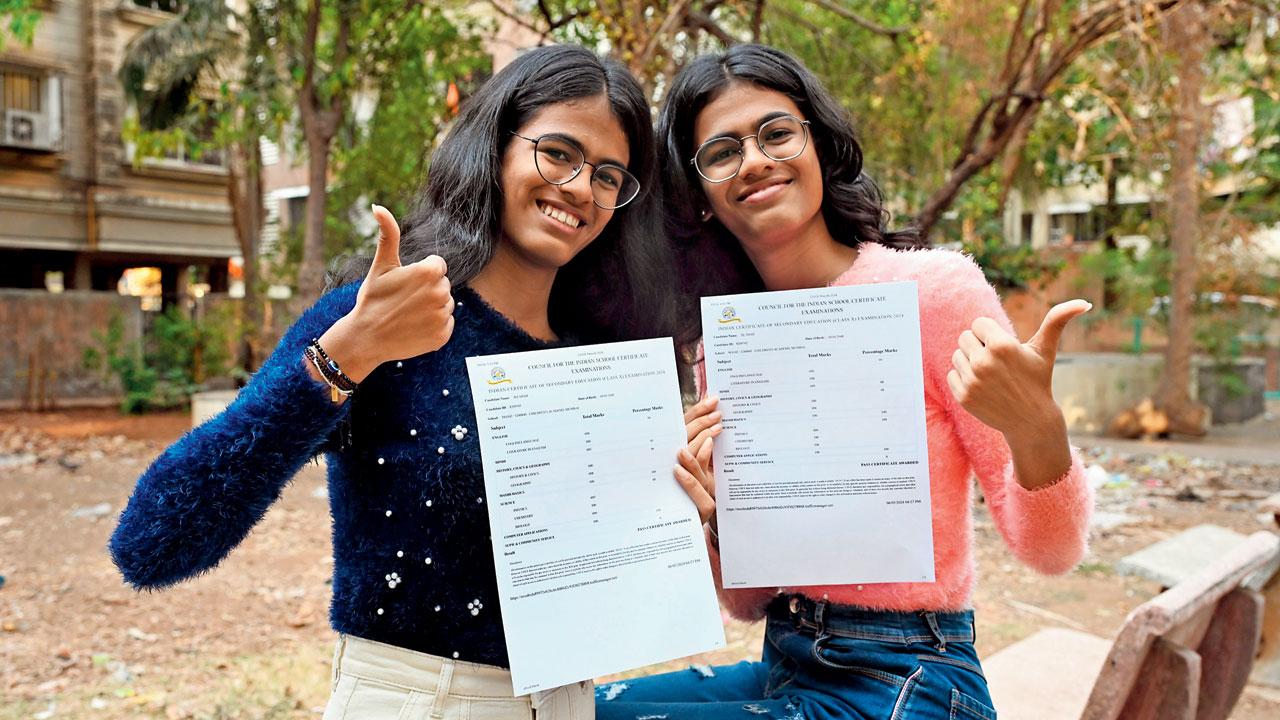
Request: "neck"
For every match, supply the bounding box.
[742,216,860,291]
[469,243,559,341]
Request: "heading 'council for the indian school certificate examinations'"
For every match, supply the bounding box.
[465,338,725,696]
[701,282,934,589]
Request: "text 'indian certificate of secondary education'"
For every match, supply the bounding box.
[466,338,725,695]
[701,282,934,589]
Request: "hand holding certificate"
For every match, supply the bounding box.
[466,338,724,695]
[701,282,934,589]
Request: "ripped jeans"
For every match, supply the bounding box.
[595,595,996,720]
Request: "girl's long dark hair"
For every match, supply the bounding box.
[658,43,921,307]
[331,45,688,348]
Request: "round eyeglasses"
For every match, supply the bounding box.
[691,115,812,183]
[510,132,641,210]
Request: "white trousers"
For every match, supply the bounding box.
[323,634,594,720]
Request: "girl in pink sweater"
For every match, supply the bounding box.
[596,44,1092,720]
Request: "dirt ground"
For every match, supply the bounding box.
[1,407,1278,719]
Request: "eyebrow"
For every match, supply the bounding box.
[542,131,629,169]
[702,111,796,144]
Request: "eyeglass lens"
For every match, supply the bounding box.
[694,116,808,182]
[533,136,639,209]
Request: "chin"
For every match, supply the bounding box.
[734,216,807,246]
[520,235,590,270]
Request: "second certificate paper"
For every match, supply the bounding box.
[466,338,724,694]
[702,282,935,589]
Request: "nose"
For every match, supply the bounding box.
[737,136,775,180]
[557,164,595,207]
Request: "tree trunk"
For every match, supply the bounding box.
[295,130,331,307]
[292,3,348,309]
[227,137,265,375]
[1101,156,1121,311]
[1157,3,1209,435]
[995,111,1036,215]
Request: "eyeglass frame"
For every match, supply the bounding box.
[689,115,813,184]
[509,131,641,209]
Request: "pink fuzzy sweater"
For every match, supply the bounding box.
[698,243,1094,620]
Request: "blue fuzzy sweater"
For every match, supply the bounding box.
[110,283,560,667]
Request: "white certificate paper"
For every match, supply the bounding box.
[466,338,725,695]
[701,282,934,589]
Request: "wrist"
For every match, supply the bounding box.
[1004,406,1073,490]
[317,314,379,383]
[1001,402,1067,448]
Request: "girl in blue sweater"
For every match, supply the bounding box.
[110,45,685,720]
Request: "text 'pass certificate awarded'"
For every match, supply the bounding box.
[701,282,934,589]
[466,338,725,695]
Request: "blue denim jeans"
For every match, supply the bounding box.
[596,596,997,720]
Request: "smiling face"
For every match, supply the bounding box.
[692,82,826,252]
[498,94,631,270]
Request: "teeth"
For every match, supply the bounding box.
[540,202,581,229]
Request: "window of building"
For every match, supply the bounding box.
[1,66,62,151]
[163,114,225,166]
[126,103,227,169]
[0,67,42,113]
[286,196,308,230]
[159,136,226,167]
[132,0,185,12]
[1049,211,1099,246]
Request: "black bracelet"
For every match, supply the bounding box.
[305,343,356,402]
[308,339,358,392]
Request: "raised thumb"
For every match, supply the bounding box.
[1026,299,1092,360]
[368,204,402,276]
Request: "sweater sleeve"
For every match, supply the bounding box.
[695,342,778,621]
[918,252,1093,576]
[109,283,361,589]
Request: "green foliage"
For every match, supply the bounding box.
[1079,245,1171,321]
[82,314,159,415]
[963,234,1065,291]
[119,0,489,289]
[0,0,40,50]
[324,5,490,258]
[83,306,235,414]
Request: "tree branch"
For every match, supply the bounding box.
[637,0,693,72]
[688,9,737,45]
[300,0,321,121]
[801,0,910,39]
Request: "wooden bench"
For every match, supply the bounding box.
[983,530,1280,720]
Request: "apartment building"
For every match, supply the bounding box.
[0,0,237,305]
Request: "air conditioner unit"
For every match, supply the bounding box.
[2,109,54,151]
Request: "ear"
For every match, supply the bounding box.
[700,208,714,222]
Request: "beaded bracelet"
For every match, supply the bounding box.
[304,341,357,402]
[308,340,358,391]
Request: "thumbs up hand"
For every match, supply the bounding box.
[315,205,455,385]
[945,300,1091,438]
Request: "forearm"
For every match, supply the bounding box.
[1004,403,1073,491]
[111,285,358,588]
